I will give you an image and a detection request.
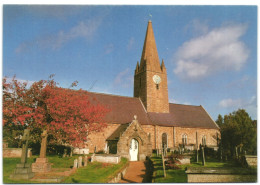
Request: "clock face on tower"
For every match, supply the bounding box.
[153,75,161,84]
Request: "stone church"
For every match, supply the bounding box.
[85,21,220,161]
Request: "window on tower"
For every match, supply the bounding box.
[156,84,159,89]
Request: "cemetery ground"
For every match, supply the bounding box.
[151,152,256,183]
[3,155,128,183]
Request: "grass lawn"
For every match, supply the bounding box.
[63,157,128,183]
[3,155,127,184]
[151,153,240,183]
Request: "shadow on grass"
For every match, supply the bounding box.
[71,178,79,183]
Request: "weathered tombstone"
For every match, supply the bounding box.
[196,132,199,163]
[63,149,67,158]
[201,147,206,166]
[70,148,73,157]
[164,145,167,156]
[32,130,51,172]
[220,147,223,161]
[84,156,88,166]
[235,147,238,159]
[10,129,34,180]
[78,156,83,167]
[73,159,78,168]
[107,146,110,154]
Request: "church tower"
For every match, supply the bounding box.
[134,20,169,113]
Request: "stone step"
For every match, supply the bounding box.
[31,176,64,183]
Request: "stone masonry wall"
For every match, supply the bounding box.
[175,127,220,147]
[87,124,219,153]
[87,124,120,153]
[117,120,152,161]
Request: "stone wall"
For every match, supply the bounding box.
[143,125,219,150]
[186,167,257,183]
[175,127,220,147]
[245,155,257,167]
[3,148,32,158]
[87,124,120,153]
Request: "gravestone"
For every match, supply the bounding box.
[78,156,82,167]
[10,129,34,180]
[73,159,78,168]
[201,147,206,166]
[196,132,199,163]
[84,156,88,166]
[63,149,67,158]
[32,130,51,172]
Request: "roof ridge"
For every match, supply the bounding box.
[169,102,201,107]
[88,91,138,99]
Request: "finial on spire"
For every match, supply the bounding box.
[161,59,166,71]
[148,14,152,23]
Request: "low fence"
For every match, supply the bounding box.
[186,167,257,183]
[3,148,32,158]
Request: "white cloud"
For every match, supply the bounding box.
[219,96,257,119]
[127,37,135,51]
[174,23,249,80]
[219,98,243,108]
[184,19,209,36]
[16,18,103,53]
[4,77,35,87]
[170,98,191,105]
[113,68,133,88]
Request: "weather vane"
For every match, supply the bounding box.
[149,13,152,20]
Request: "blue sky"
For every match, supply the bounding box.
[3,5,257,120]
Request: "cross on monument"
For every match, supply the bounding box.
[21,129,30,165]
[39,130,48,158]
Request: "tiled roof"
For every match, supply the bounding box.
[85,91,152,125]
[85,91,218,130]
[106,123,129,140]
[148,104,219,129]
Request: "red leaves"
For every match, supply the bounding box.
[3,76,109,147]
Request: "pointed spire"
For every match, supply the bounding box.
[161,59,166,72]
[139,21,161,72]
[135,61,140,74]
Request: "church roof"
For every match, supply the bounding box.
[106,123,129,141]
[85,91,219,130]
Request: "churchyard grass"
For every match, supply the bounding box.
[151,153,240,183]
[63,157,128,183]
[3,155,86,183]
[3,157,36,183]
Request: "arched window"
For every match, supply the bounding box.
[162,133,167,149]
[182,134,187,145]
[202,135,206,146]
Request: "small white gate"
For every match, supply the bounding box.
[129,139,138,161]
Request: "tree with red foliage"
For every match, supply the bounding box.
[3,76,109,147]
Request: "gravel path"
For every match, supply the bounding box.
[119,161,146,183]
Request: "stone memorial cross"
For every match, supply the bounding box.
[39,130,48,158]
[21,129,30,165]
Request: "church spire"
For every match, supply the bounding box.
[139,21,161,72]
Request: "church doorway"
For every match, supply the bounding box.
[129,139,139,161]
